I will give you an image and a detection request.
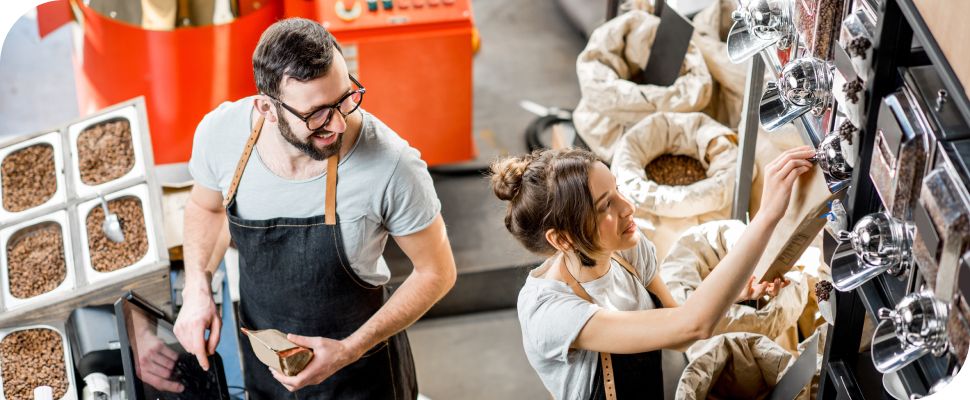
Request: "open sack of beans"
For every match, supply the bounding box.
[675,327,826,400]
[691,0,748,129]
[611,112,738,258]
[659,221,810,344]
[573,9,712,162]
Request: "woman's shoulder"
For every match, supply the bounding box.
[518,263,587,314]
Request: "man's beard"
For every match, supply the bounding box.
[277,106,343,161]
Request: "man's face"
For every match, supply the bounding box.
[274,49,353,161]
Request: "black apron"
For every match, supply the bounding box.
[559,254,665,400]
[224,115,418,399]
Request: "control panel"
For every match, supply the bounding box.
[318,0,471,31]
[280,0,476,166]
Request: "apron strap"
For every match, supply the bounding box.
[558,252,645,400]
[223,113,265,208]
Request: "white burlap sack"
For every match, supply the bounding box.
[574,10,713,162]
[675,328,826,400]
[692,0,749,129]
[660,220,809,341]
[611,112,737,258]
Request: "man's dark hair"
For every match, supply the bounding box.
[252,18,343,99]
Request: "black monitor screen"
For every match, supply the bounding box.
[116,293,229,400]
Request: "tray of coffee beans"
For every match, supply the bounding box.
[0,211,76,312]
[67,105,148,200]
[76,183,161,285]
[0,323,78,400]
[0,132,68,226]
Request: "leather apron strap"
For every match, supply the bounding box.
[223,112,340,226]
[559,253,643,400]
[223,114,264,208]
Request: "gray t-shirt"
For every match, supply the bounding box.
[518,235,684,400]
[188,97,441,286]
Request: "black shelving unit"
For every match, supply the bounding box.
[818,0,969,398]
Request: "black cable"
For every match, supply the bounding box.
[524,113,591,153]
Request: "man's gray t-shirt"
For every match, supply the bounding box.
[518,235,685,400]
[188,97,440,286]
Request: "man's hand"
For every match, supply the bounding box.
[269,334,363,392]
[736,275,791,303]
[173,278,222,371]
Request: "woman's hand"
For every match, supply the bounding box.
[736,276,791,302]
[756,146,816,223]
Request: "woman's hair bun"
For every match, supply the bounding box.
[490,156,532,201]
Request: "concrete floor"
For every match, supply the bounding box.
[409,309,549,400]
[0,1,585,398]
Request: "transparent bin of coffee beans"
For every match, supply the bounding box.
[0,132,68,226]
[67,105,148,200]
[76,183,162,285]
[0,322,78,400]
[0,210,76,313]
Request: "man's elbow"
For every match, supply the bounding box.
[439,261,457,295]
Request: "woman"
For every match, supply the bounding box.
[490,146,815,399]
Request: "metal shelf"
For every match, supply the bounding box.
[819,1,965,399]
[896,0,970,125]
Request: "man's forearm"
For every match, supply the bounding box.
[183,199,228,290]
[343,265,455,357]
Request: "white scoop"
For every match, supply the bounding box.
[97,193,125,243]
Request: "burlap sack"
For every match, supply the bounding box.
[692,0,749,129]
[611,112,737,258]
[660,221,808,342]
[676,328,826,400]
[676,333,792,400]
[573,10,713,162]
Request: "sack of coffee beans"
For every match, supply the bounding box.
[645,154,708,186]
[1,144,57,212]
[86,196,148,272]
[5,222,67,299]
[0,328,70,400]
[77,118,136,186]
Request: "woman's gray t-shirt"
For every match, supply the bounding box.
[517,234,684,399]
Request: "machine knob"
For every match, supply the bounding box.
[336,0,363,21]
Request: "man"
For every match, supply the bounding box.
[173,18,457,398]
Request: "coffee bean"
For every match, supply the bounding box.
[847,37,872,59]
[1,144,57,212]
[838,120,858,145]
[5,223,67,299]
[815,280,834,302]
[644,155,707,186]
[0,328,69,400]
[77,118,135,186]
[843,77,864,104]
[85,196,149,272]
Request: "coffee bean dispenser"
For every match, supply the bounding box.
[0,97,169,327]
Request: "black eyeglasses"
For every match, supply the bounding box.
[266,75,366,131]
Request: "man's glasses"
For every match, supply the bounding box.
[267,75,366,131]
